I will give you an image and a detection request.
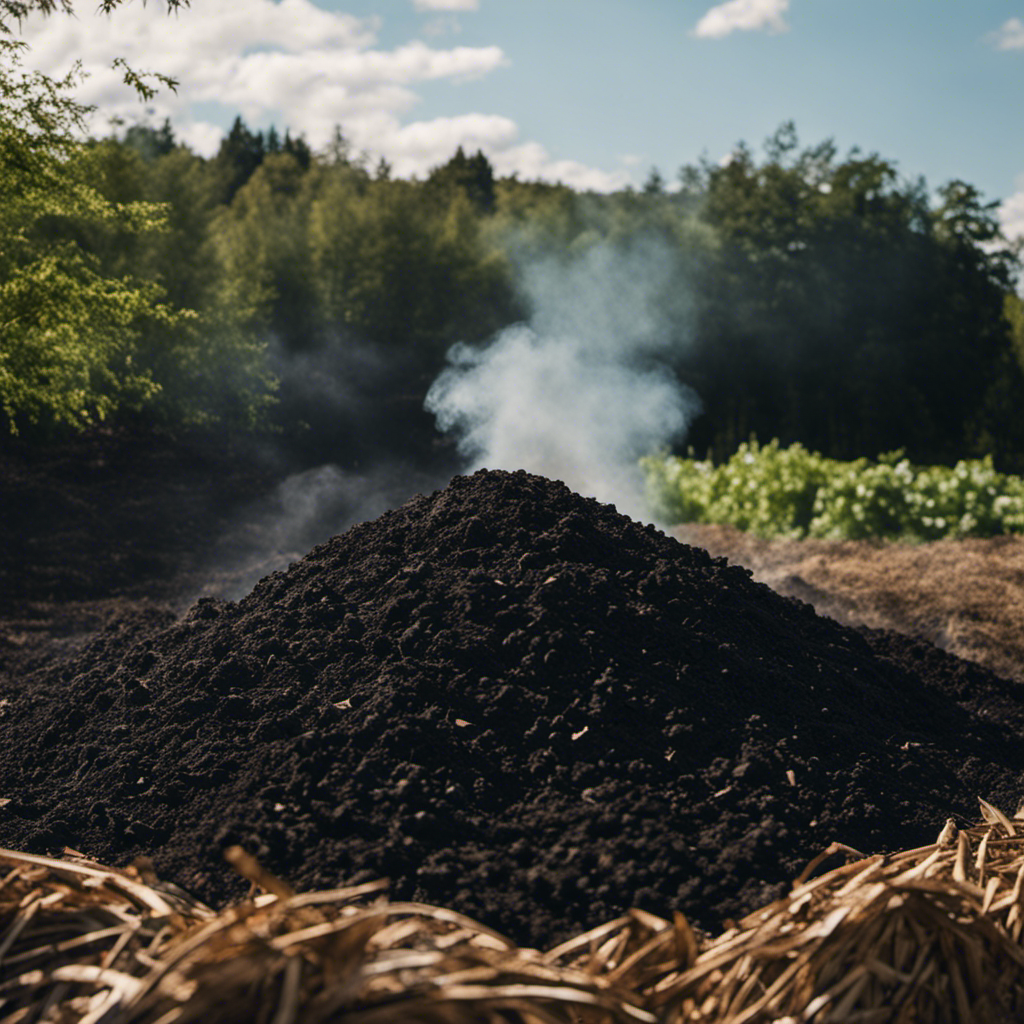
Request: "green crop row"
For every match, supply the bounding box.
[640,440,1024,540]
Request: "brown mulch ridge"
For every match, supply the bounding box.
[674,524,1024,685]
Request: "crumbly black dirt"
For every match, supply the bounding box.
[3,469,1024,949]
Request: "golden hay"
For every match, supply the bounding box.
[4,798,1024,1023]
[0,846,214,1023]
[0,845,652,1024]
[617,798,1024,1023]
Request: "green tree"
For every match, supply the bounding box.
[1,10,276,436]
[122,118,175,162]
[1005,292,1024,376]
[140,144,227,311]
[213,115,267,205]
[489,177,588,261]
[211,150,319,351]
[282,129,312,170]
[426,146,496,215]
[0,38,191,433]
[309,165,512,357]
[642,166,666,196]
[676,123,1022,466]
[1,0,188,30]
[85,135,277,429]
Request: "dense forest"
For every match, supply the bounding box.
[3,31,1024,476]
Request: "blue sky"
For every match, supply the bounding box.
[17,0,1024,235]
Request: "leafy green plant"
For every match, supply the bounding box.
[641,440,1024,540]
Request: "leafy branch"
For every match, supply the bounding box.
[112,57,178,102]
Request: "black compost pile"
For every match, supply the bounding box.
[3,469,1024,948]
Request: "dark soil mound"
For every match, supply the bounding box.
[3,469,1024,948]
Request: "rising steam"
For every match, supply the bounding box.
[426,241,699,521]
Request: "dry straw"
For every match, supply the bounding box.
[0,846,214,1023]
[621,797,1024,1023]
[3,798,1024,1023]
[0,844,652,1024]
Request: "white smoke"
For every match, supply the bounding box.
[426,241,699,521]
[199,460,447,601]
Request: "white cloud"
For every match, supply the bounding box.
[422,16,463,36]
[692,0,789,39]
[374,118,631,190]
[413,0,479,10]
[175,120,225,157]
[989,17,1024,51]
[16,0,628,190]
[383,113,518,174]
[999,187,1024,243]
[490,142,632,192]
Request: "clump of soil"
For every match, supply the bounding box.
[2,469,1024,949]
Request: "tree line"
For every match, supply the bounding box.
[3,79,1023,472]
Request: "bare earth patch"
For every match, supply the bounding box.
[675,524,1024,684]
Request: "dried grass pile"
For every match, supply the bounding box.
[0,847,213,1023]
[0,846,654,1024]
[630,798,1024,1023]
[6,799,1024,1024]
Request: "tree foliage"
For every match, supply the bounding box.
[0,38,180,432]
[426,146,496,214]
[0,22,272,436]
[3,86,1022,472]
[672,123,1021,468]
[1,0,189,34]
[210,117,313,206]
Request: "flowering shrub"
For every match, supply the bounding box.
[641,440,1024,540]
